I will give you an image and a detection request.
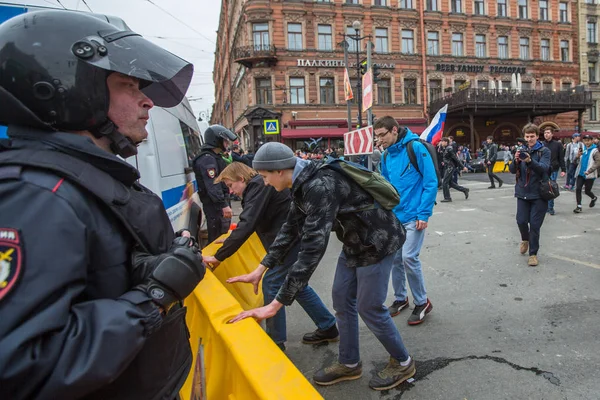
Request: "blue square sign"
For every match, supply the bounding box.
[264,119,280,135]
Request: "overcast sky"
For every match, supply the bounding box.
[2,0,220,119]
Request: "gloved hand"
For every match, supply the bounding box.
[131,236,198,285]
[133,237,206,311]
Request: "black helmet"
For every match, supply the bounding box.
[203,125,238,151]
[0,10,193,157]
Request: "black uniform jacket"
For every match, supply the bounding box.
[192,147,230,208]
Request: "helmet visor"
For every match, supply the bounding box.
[75,30,194,108]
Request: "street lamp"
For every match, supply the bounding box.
[345,20,366,127]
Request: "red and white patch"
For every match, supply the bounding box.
[207,168,216,179]
[0,228,22,302]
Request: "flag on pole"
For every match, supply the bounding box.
[343,68,354,101]
[419,104,448,146]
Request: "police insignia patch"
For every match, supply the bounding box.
[207,169,216,179]
[0,228,22,301]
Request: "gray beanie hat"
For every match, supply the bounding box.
[252,142,297,171]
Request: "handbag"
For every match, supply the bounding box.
[539,173,560,201]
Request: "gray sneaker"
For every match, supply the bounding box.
[369,357,416,391]
[388,298,409,317]
[314,361,362,386]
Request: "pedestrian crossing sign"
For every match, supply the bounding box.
[264,119,280,135]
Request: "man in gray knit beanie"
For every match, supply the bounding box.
[252,142,298,171]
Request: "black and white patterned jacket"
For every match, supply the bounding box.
[262,160,406,305]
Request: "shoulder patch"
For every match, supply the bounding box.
[0,228,22,301]
[207,168,216,179]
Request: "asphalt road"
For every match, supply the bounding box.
[270,171,600,400]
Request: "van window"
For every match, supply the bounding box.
[180,121,202,166]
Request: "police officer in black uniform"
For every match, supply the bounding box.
[193,125,238,243]
[0,11,205,399]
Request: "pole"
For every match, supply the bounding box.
[343,40,352,132]
[469,113,475,150]
[355,28,363,128]
[366,39,373,170]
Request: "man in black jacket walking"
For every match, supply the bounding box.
[542,127,566,215]
[227,142,415,391]
[440,138,469,202]
[485,136,504,188]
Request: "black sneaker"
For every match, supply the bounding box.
[276,342,286,352]
[464,188,470,200]
[548,208,555,215]
[440,198,452,202]
[488,185,496,189]
[302,324,339,344]
[498,180,503,188]
[369,357,416,391]
[388,298,409,317]
[408,299,433,325]
[314,361,362,386]
[591,197,598,208]
[574,207,582,214]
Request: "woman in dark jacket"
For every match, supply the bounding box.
[202,162,338,350]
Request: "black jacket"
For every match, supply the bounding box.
[0,128,190,400]
[231,151,251,167]
[542,139,566,173]
[261,160,405,305]
[192,147,230,208]
[215,174,295,261]
[442,145,464,169]
[509,141,551,200]
[485,142,498,163]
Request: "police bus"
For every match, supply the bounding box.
[0,4,206,240]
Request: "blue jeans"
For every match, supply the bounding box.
[567,163,578,187]
[262,248,336,345]
[548,171,558,210]
[332,251,410,364]
[391,221,428,306]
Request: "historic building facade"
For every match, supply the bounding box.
[578,0,600,132]
[212,0,586,151]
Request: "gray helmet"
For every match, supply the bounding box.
[203,125,238,151]
[0,10,193,157]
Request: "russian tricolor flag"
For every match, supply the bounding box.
[420,104,448,146]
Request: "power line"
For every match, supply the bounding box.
[81,0,93,12]
[144,0,215,45]
[54,0,67,9]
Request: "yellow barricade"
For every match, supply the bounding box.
[179,232,323,400]
[493,160,510,173]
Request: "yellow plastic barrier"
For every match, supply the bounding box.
[493,160,511,173]
[179,232,324,400]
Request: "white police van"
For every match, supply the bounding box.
[0,4,206,239]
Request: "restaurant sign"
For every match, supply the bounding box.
[436,64,526,74]
[296,59,396,69]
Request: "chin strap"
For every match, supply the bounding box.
[90,119,138,158]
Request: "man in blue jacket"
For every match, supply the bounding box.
[509,123,551,267]
[375,116,438,325]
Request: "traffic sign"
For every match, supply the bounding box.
[343,126,373,156]
[263,119,280,135]
[362,70,373,113]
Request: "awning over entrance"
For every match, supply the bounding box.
[281,127,349,139]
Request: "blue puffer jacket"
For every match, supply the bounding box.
[381,128,438,224]
[509,140,551,200]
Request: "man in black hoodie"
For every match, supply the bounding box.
[542,127,566,215]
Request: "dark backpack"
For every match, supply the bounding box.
[319,156,400,210]
[384,138,442,188]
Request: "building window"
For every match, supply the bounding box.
[501,80,511,89]
[319,77,334,104]
[346,26,359,52]
[476,34,486,58]
[497,0,507,17]
[561,82,571,91]
[346,0,359,3]
[590,62,597,82]
[426,0,438,11]
[378,79,392,104]
[591,100,598,121]
[540,38,550,61]
[478,80,489,89]
[519,37,530,60]
[401,29,414,54]
[256,78,272,105]
[253,23,269,50]
[454,79,466,91]
[451,0,462,13]
[400,0,413,8]
[318,24,333,51]
[518,0,528,19]
[374,0,387,5]
[474,0,485,15]
[539,0,549,21]
[375,28,389,53]
[560,40,569,62]
[588,22,597,43]
[452,32,464,56]
[404,78,417,104]
[543,82,553,91]
[427,31,440,55]
[287,23,303,50]
[559,2,568,23]
[521,81,532,90]
[498,36,508,59]
[429,79,442,102]
[290,77,305,104]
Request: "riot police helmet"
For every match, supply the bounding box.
[0,10,193,158]
[203,125,238,151]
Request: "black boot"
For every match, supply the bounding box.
[302,324,339,344]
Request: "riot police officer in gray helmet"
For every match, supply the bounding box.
[0,10,206,400]
[192,124,238,243]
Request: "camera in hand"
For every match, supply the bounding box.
[516,138,529,160]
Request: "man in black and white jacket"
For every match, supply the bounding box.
[542,127,566,215]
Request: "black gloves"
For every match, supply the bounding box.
[132,236,206,312]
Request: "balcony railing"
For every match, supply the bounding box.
[234,45,277,68]
[430,88,593,116]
